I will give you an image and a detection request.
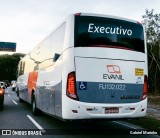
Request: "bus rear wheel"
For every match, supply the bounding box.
[32,93,38,115]
[0,102,3,111]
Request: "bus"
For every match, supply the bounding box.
[16,13,148,120]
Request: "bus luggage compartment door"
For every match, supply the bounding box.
[75,57,145,104]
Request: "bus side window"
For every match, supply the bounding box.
[22,62,25,74]
[19,61,23,76]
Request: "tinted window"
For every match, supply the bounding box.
[75,16,145,53]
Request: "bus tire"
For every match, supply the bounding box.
[32,92,38,115]
[16,88,19,97]
[19,97,23,103]
[0,102,3,111]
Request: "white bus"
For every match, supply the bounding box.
[16,13,148,120]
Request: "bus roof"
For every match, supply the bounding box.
[75,12,139,24]
[24,12,142,59]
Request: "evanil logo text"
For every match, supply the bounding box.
[88,23,132,36]
[103,74,124,80]
[103,65,124,80]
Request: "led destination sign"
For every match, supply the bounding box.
[75,16,145,53]
[88,23,133,36]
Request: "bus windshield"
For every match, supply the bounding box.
[74,16,145,53]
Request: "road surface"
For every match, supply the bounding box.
[0,87,159,138]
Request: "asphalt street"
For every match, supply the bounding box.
[0,87,159,138]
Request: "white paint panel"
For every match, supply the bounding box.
[75,57,145,84]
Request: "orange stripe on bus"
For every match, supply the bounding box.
[27,71,38,94]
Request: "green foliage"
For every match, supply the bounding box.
[142,9,160,95]
[0,53,25,81]
[142,9,160,45]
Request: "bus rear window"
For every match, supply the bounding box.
[74,16,145,53]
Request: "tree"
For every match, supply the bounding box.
[142,9,160,95]
[0,53,25,82]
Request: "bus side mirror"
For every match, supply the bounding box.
[53,53,60,62]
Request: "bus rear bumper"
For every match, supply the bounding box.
[62,96,147,120]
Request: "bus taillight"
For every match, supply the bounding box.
[67,72,78,100]
[141,75,148,100]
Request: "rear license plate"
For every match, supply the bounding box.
[105,107,119,114]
